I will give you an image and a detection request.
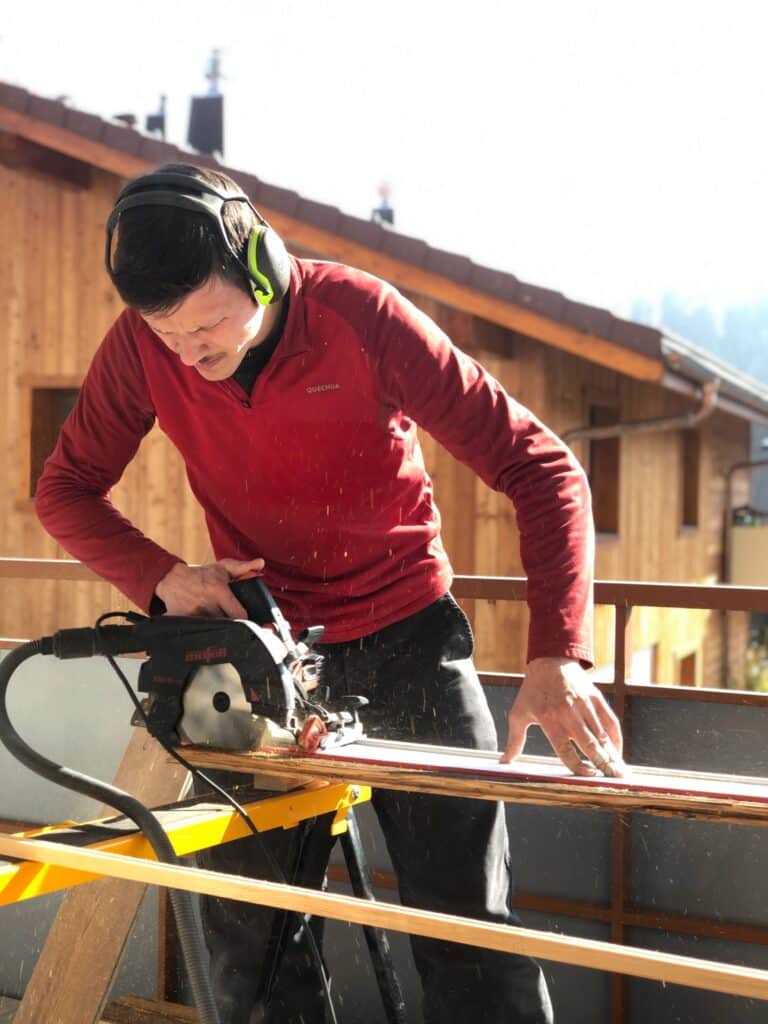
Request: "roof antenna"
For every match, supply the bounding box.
[205,48,223,97]
[371,182,394,227]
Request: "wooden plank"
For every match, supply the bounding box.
[1,831,767,1001]
[102,996,197,1023]
[0,995,201,1024]
[0,556,100,581]
[13,730,188,1024]
[179,741,768,826]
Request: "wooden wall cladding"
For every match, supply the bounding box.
[0,151,209,640]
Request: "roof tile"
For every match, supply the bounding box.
[608,317,662,357]
[561,300,615,337]
[295,199,341,234]
[99,122,143,156]
[469,265,521,300]
[62,108,106,142]
[0,83,30,113]
[424,247,473,285]
[337,214,384,251]
[380,232,428,267]
[26,94,67,127]
[515,282,566,319]
[258,182,301,217]
[136,136,177,164]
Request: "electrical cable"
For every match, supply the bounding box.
[0,638,221,1024]
[94,612,339,1024]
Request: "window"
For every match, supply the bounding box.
[588,405,620,535]
[680,429,700,528]
[29,387,79,497]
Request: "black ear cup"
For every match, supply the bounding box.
[246,225,291,306]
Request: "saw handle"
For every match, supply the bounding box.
[228,575,276,626]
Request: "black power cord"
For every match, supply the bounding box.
[0,637,221,1024]
[94,612,339,1024]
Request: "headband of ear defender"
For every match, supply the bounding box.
[105,171,291,306]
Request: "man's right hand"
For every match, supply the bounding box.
[154,558,265,618]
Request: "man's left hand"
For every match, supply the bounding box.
[501,657,626,776]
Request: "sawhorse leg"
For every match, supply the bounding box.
[340,809,408,1024]
[258,806,408,1024]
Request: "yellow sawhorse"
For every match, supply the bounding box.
[1,781,369,907]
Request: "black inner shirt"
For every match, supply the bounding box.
[231,293,290,395]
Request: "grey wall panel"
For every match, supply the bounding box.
[0,650,141,824]
[0,892,65,998]
[507,804,612,904]
[0,889,156,1003]
[627,928,768,1024]
[629,816,768,925]
[629,697,768,775]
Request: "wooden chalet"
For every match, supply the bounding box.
[2,81,767,686]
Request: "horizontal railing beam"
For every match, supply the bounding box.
[0,558,99,582]
[453,575,768,613]
[0,562,765,614]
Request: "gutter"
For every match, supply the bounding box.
[661,333,768,426]
[562,380,719,444]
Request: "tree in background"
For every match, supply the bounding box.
[631,293,768,384]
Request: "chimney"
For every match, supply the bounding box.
[188,50,224,157]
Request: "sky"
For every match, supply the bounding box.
[2,0,768,318]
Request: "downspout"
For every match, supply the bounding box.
[561,379,720,444]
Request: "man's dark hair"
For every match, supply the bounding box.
[108,163,257,314]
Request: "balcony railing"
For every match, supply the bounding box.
[0,560,766,1021]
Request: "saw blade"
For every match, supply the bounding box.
[180,662,260,749]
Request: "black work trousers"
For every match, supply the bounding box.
[196,594,553,1024]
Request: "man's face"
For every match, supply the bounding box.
[142,276,277,381]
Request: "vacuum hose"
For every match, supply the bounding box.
[0,640,221,1024]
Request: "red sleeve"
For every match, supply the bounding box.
[34,311,183,613]
[370,284,595,667]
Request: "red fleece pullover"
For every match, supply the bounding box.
[35,258,594,661]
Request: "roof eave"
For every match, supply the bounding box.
[661,334,768,425]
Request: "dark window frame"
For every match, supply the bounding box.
[588,404,621,536]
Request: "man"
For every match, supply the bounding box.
[36,163,624,1024]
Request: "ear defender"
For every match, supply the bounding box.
[105,171,292,305]
[246,223,291,306]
